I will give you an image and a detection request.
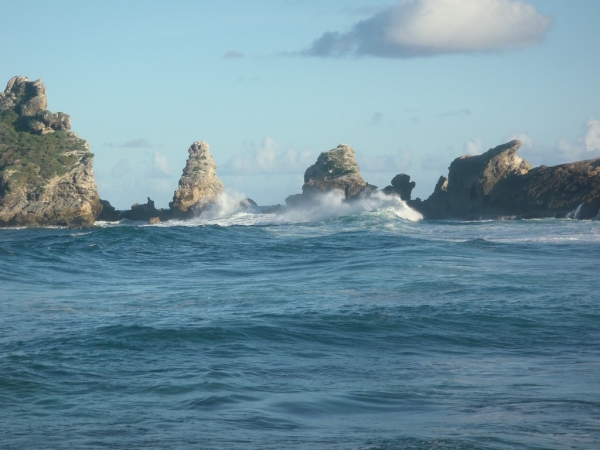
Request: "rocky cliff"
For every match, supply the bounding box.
[0,76,101,227]
[286,144,369,205]
[170,141,224,217]
[416,140,600,219]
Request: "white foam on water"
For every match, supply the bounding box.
[161,189,423,228]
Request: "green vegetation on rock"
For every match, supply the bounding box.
[0,109,92,192]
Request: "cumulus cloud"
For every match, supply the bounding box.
[303,0,551,58]
[224,50,244,59]
[506,118,600,166]
[221,137,315,175]
[103,138,153,148]
[146,151,173,178]
[463,138,483,155]
[584,118,600,152]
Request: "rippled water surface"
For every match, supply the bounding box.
[1,203,599,449]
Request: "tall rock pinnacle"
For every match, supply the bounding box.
[170,141,224,216]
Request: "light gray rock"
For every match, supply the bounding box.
[170,141,224,216]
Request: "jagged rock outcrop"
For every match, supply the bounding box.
[417,140,600,220]
[383,174,416,201]
[0,76,102,227]
[170,141,224,217]
[286,144,368,205]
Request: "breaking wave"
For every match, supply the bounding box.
[158,189,422,227]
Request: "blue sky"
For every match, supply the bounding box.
[1,0,599,208]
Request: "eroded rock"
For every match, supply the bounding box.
[170,141,224,217]
[286,144,368,205]
[0,76,101,227]
[417,141,600,220]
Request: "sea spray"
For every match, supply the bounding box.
[166,189,422,227]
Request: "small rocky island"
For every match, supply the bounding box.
[0,76,101,227]
[0,75,598,227]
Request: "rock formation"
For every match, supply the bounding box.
[0,76,102,227]
[170,141,224,217]
[416,140,600,220]
[286,144,369,205]
[383,174,416,201]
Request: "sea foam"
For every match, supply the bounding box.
[164,189,423,227]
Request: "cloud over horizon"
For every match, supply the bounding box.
[146,151,174,178]
[507,118,600,166]
[221,137,315,175]
[303,0,551,58]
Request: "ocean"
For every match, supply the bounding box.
[1,192,599,449]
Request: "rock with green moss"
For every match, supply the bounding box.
[170,141,224,217]
[286,144,368,205]
[0,76,101,227]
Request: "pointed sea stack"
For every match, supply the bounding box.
[0,76,101,227]
[170,141,224,217]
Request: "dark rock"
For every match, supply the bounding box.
[239,197,258,209]
[97,199,122,222]
[416,140,600,220]
[123,197,171,222]
[383,173,416,200]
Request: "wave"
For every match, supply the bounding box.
[158,189,423,228]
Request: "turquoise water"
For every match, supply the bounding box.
[1,197,599,449]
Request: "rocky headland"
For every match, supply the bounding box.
[1,75,598,226]
[412,140,600,220]
[0,76,101,227]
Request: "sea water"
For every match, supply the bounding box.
[1,192,599,449]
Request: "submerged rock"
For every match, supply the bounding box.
[0,76,101,227]
[170,141,224,217]
[417,140,600,220]
[286,144,369,205]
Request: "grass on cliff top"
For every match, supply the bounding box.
[0,109,92,191]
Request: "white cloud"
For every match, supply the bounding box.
[304,0,551,58]
[147,151,173,178]
[506,132,534,150]
[584,118,600,152]
[506,118,600,166]
[221,137,315,175]
[463,138,483,155]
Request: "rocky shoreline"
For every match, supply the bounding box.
[1,76,598,227]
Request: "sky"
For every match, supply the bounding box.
[1,0,599,209]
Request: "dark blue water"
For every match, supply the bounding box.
[1,204,599,449]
